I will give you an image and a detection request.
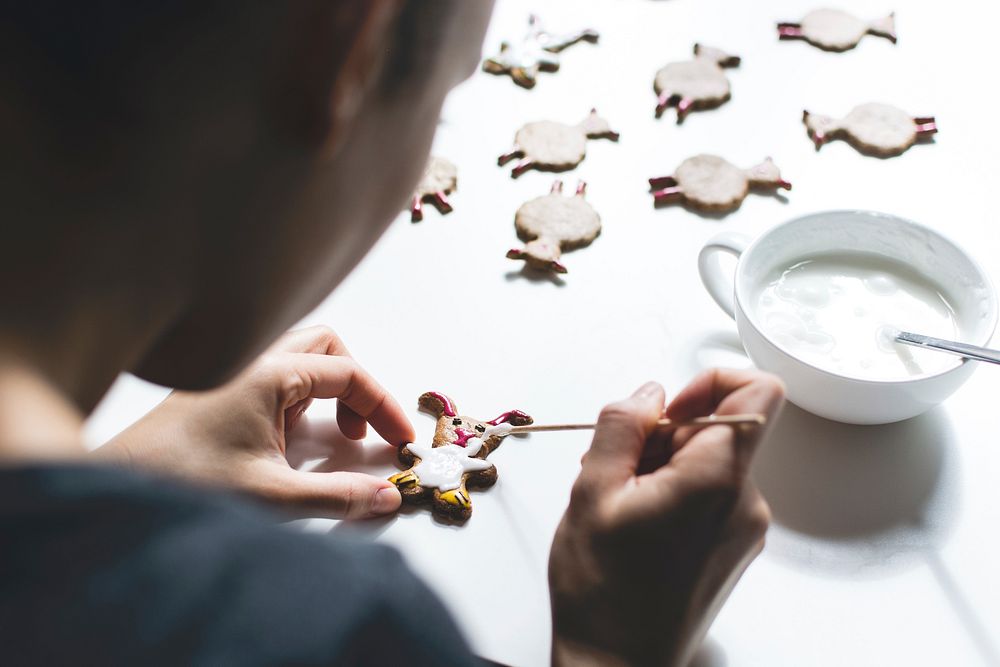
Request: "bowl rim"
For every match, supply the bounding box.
[733,209,999,386]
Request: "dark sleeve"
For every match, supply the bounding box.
[188,528,484,667]
[0,466,482,667]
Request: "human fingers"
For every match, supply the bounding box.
[667,369,784,449]
[336,402,368,440]
[267,327,373,440]
[575,382,666,497]
[635,427,675,476]
[270,352,415,446]
[665,368,769,421]
[617,372,781,519]
[255,462,402,519]
[661,374,783,493]
[285,397,314,432]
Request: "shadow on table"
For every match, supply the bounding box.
[286,417,399,473]
[504,265,566,287]
[286,418,400,537]
[752,403,959,576]
[680,329,960,576]
[654,190,789,221]
[757,407,1000,663]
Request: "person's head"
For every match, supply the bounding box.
[0,1,493,400]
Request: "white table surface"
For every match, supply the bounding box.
[85,0,1000,664]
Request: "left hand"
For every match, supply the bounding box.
[96,326,414,519]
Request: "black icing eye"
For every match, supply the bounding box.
[475,424,486,433]
[452,418,462,426]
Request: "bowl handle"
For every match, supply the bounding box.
[698,232,750,319]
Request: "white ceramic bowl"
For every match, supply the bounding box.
[698,210,997,424]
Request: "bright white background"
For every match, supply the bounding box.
[86,0,1000,665]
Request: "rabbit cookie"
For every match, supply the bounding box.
[653,44,740,122]
[498,109,619,178]
[649,155,791,212]
[409,156,457,222]
[803,103,937,157]
[482,14,599,89]
[389,391,532,522]
[778,10,896,52]
[507,180,600,274]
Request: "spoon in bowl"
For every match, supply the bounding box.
[887,326,1000,365]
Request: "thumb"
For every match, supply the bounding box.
[577,382,666,494]
[267,466,402,519]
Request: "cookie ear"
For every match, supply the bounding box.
[419,391,458,418]
[577,109,620,141]
[868,12,896,43]
[487,410,534,426]
[693,43,741,68]
[746,158,792,190]
[802,110,839,149]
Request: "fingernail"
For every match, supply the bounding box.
[372,486,401,514]
[635,381,661,398]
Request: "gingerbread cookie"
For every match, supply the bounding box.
[388,391,532,521]
[653,44,740,122]
[498,109,619,178]
[507,180,600,274]
[778,10,896,52]
[649,155,791,212]
[409,156,457,222]
[482,14,599,89]
[803,103,937,157]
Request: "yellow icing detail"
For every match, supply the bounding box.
[439,487,471,508]
[389,470,418,487]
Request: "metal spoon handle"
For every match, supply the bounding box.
[895,331,1000,365]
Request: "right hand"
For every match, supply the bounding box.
[549,369,785,666]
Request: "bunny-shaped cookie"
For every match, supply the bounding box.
[482,14,599,89]
[389,391,532,522]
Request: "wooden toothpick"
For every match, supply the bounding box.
[509,414,766,434]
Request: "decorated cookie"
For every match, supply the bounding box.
[778,10,896,52]
[649,155,791,212]
[388,391,532,521]
[410,156,457,222]
[507,180,600,274]
[653,44,740,122]
[482,14,599,89]
[498,109,619,178]
[803,103,937,157]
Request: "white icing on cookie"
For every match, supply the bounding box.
[482,16,598,87]
[406,423,511,491]
[491,37,560,73]
[485,423,513,438]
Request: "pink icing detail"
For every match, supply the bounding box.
[453,428,475,447]
[426,391,457,417]
[487,410,531,425]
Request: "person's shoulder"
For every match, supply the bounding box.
[0,464,478,666]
